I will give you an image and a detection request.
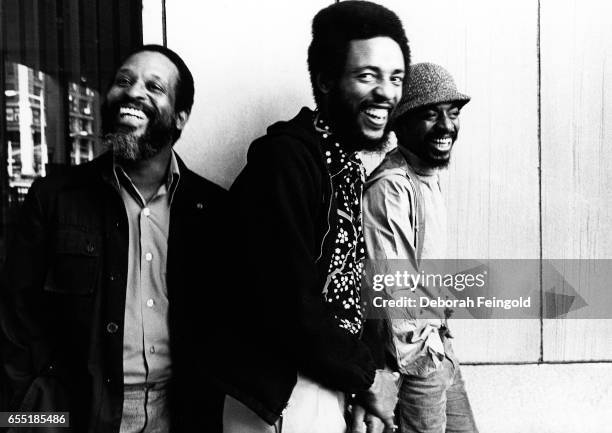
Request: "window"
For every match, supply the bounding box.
[0,0,143,259]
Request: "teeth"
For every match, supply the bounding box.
[432,137,452,150]
[119,107,146,119]
[364,108,388,121]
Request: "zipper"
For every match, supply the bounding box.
[357,163,369,338]
[315,170,334,264]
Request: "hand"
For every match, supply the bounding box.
[358,369,400,430]
[350,404,367,433]
[350,404,392,433]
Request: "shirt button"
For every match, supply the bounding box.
[150,346,155,354]
[106,322,119,334]
[146,299,154,308]
[143,208,151,217]
[145,253,153,261]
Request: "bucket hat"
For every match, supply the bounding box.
[396,62,470,118]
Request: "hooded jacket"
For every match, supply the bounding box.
[212,107,377,424]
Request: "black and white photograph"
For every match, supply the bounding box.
[0,1,610,432]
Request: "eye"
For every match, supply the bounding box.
[146,81,166,93]
[424,110,438,121]
[448,108,460,119]
[390,75,404,86]
[113,75,132,87]
[357,72,376,83]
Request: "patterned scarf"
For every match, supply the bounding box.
[314,112,366,335]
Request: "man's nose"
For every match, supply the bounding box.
[124,80,146,100]
[373,79,398,101]
[437,113,454,132]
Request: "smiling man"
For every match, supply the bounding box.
[214,2,409,433]
[0,45,225,433]
[362,62,478,433]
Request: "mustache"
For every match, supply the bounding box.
[426,129,457,142]
[112,99,157,119]
[101,98,158,135]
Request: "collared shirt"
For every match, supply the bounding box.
[401,150,447,260]
[363,148,447,377]
[111,153,180,385]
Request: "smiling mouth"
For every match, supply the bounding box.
[430,137,453,152]
[119,106,147,120]
[362,107,389,127]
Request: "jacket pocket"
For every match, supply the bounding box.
[44,227,101,295]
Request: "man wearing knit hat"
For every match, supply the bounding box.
[362,63,478,432]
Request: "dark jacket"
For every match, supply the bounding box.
[212,108,377,425]
[0,151,226,433]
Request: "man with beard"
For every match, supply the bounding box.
[213,2,409,432]
[0,45,225,432]
[362,62,479,432]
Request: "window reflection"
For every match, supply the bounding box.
[4,63,101,205]
[68,82,100,166]
[5,63,47,205]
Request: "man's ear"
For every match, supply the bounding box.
[316,73,333,95]
[175,110,190,131]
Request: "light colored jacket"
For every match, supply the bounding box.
[362,146,446,377]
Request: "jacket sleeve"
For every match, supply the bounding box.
[230,138,376,394]
[0,179,51,409]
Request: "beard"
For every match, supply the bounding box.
[416,130,457,169]
[396,122,457,169]
[101,99,177,162]
[326,89,394,152]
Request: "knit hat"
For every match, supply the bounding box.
[396,62,470,118]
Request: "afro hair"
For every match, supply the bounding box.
[307,0,411,107]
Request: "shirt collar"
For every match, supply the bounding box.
[109,151,181,205]
[166,151,181,199]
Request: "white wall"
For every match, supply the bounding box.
[164,0,329,188]
[379,0,542,364]
[146,0,612,430]
[462,363,612,433]
[540,0,612,362]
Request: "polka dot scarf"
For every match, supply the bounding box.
[314,112,366,335]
